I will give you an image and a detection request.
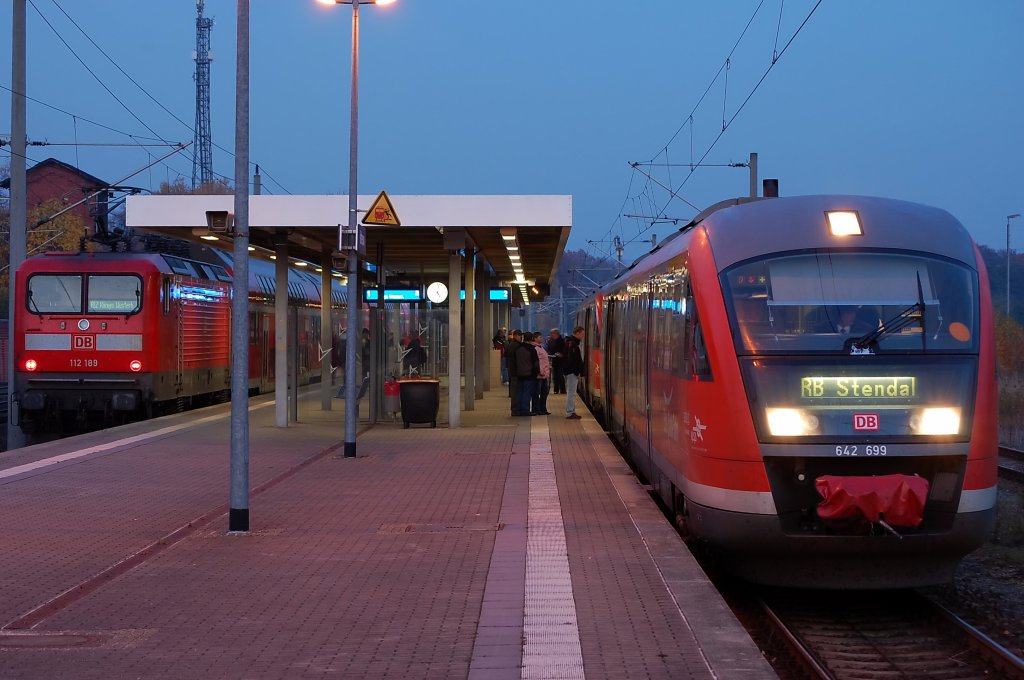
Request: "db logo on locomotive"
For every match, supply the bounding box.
[73,334,96,350]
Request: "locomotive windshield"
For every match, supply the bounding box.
[87,275,142,313]
[26,274,142,315]
[722,251,977,354]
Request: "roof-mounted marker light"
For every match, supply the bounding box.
[826,210,863,236]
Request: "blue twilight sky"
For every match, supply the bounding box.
[1,1,1021,264]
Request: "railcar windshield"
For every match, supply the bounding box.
[26,273,142,315]
[722,251,977,354]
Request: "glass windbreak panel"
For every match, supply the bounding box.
[723,252,977,354]
[87,275,142,313]
[27,274,82,314]
[740,356,976,443]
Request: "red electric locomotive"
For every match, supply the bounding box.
[578,195,997,588]
[15,252,232,430]
[12,252,339,433]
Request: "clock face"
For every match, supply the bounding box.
[427,281,448,303]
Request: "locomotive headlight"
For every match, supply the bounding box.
[24,358,38,372]
[911,407,960,435]
[129,360,143,372]
[766,408,820,436]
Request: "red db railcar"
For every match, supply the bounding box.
[578,195,997,588]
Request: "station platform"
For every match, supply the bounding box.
[0,386,776,679]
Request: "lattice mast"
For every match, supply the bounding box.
[192,0,214,188]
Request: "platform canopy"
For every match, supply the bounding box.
[126,194,572,299]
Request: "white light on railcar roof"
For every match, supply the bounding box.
[826,211,863,236]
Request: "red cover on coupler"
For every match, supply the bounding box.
[815,474,929,528]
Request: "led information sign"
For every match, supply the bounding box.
[365,287,511,303]
[456,288,512,301]
[801,376,917,399]
[364,288,423,302]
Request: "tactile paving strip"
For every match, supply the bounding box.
[522,418,585,680]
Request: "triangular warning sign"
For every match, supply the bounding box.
[362,191,401,226]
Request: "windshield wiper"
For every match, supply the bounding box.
[852,272,927,351]
[27,290,42,318]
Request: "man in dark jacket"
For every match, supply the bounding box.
[563,326,585,419]
[545,328,567,394]
[510,332,540,417]
[505,330,523,415]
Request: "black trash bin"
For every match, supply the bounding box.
[398,379,440,428]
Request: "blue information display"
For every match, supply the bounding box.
[365,287,511,302]
[364,288,423,302]
[460,288,510,301]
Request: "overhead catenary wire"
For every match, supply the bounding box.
[646,0,823,228]
[584,0,822,271]
[584,1,772,266]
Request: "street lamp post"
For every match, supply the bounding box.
[1008,213,1021,317]
[318,0,395,458]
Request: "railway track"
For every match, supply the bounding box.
[758,588,1024,679]
[998,446,1024,483]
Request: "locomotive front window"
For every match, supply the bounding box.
[87,275,142,314]
[722,251,977,354]
[27,274,82,314]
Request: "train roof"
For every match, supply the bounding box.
[19,251,350,306]
[20,251,232,281]
[696,195,978,272]
[601,195,979,298]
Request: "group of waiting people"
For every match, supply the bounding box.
[493,326,585,419]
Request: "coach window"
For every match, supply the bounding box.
[87,275,142,314]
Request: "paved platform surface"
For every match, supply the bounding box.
[0,387,776,679]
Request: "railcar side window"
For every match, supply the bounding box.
[27,274,82,314]
[688,296,713,379]
[87,275,142,314]
[722,251,978,354]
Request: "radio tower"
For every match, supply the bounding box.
[192,0,214,188]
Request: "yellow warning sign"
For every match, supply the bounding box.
[362,191,401,226]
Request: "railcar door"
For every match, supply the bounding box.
[635,279,653,481]
[604,296,626,442]
[623,279,653,481]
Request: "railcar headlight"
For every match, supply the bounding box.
[910,407,960,435]
[766,408,819,436]
[24,358,38,372]
[129,360,143,372]
[826,210,863,236]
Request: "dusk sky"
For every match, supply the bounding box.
[1,1,1021,265]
